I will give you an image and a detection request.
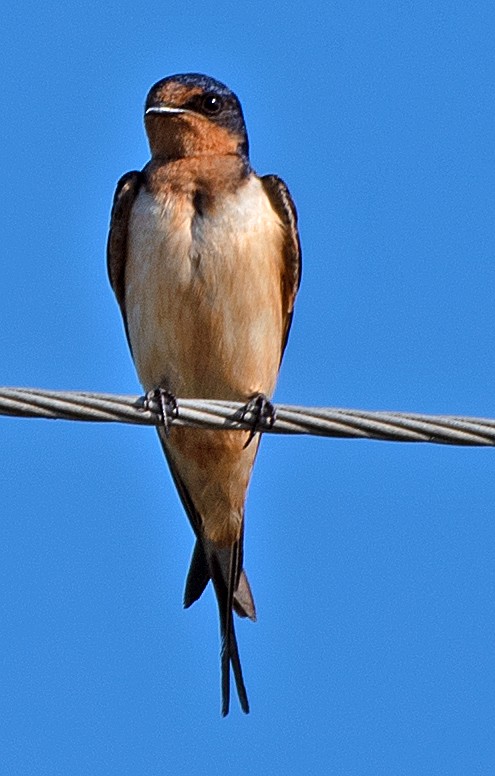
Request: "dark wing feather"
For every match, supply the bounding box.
[261,175,302,359]
[107,170,144,349]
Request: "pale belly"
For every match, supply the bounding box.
[125,177,285,401]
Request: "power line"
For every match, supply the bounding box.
[1,386,494,446]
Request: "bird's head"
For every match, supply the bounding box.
[144,73,249,161]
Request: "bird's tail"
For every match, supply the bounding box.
[184,538,256,620]
[186,537,255,715]
[211,541,248,715]
[158,432,255,713]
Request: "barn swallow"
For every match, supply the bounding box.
[107,73,301,715]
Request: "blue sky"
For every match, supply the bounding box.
[1,2,494,774]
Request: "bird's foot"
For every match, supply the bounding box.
[144,388,178,437]
[239,393,276,448]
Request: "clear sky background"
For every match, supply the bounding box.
[1,2,494,774]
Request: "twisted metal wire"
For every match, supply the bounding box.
[1,386,495,446]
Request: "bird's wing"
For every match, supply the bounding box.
[107,170,144,349]
[261,174,302,359]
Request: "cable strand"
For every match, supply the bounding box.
[1,386,494,447]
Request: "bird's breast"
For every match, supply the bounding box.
[125,174,285,400]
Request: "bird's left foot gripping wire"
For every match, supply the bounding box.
[144,388,179,436]
[239,393,276,448]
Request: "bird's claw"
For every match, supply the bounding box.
[239,393,276,448]
[144,388,178,437]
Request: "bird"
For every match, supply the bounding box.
[107,73,301,715]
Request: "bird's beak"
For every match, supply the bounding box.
[145,105,187,116]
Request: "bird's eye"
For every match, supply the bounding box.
[201,93,223,115]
